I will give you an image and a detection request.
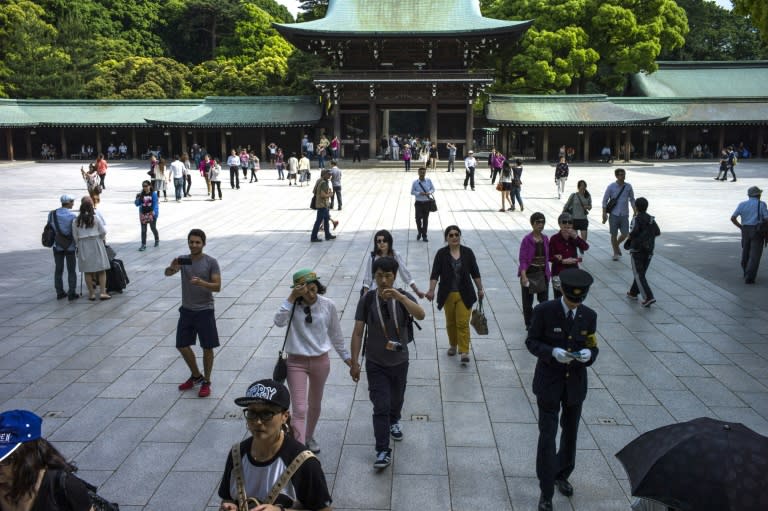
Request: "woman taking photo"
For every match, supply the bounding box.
[72,197,110,301]
[361,229,424,297]
[218,380,332,511]
[425,226,485,365]
[134,180,159,251]
[518,212,550,329]
[273,269,352,453]
[0,410,96,511]
[563,180,592,241]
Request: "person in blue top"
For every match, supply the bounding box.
[134,180,160,251]
[50,194,79,300]
[411,166,435,242]
[601,168,636,261]
[731,186,768,284]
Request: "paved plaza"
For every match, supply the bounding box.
[1,158,767,510]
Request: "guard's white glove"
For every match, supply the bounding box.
[552,348,573,364]
[575,349,591,363]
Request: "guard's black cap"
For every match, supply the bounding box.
[559,268,593,303]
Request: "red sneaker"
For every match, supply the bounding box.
[198,381,211,398]
[178,375,204,391]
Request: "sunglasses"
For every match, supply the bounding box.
[303,306,312,324]
[375,238,387,244]
[243,409,280,422]
[447,232,460,238]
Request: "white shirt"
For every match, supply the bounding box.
[273,295,350,360]
[465,156,477,169]
[169,159,185,179]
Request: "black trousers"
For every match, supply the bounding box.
[521,282,548,328]
[414,201,431,238]
[353,149,361,162]
[741,225,764,281]
[229,166,240,188]
[330,186,342,209]
[366,360,408,452]
[53,249,77,295]
[536,396,582,499]
[140,220,159,246]
[210,181,222,199]
[184,174,191,196]
[464,166,475,189]
[491,166,501,184]
[630,252,654,300]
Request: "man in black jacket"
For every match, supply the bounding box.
[526,268,598,511]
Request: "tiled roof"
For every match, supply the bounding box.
[0,97,321,128]
[485,94,668,127]
[612,97,768,125]
[274,0,532,38]
[631,61,768,98]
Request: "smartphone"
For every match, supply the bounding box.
[177,256,192,265]
[564,351,580,359]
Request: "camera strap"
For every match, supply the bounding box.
[375,293,400,340]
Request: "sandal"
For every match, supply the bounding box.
[447,346,457,356]
[99,294,111,300]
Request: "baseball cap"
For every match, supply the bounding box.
[291,269,319,288]
[468,150,474,154]
[60,194,75,204]
[747,186,762,197]
[0,410,42,463]
[234,379,291,410]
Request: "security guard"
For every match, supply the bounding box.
[525,268,598,511]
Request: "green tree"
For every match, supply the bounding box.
[0,0,71,98]
[483,0,689,94]
[297,0,328,22]
[85,57,193,98]
[659,0,768,60]
[162,0,242,64]
[733,0,768,43]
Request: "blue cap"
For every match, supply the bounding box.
[0,410,42,462]
[60,194,75,204]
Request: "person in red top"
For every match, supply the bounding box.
[549,213,589,299]
[95,153,108,190]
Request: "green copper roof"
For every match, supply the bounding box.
[612,97,768,125]
[631,61,768,98]
[0,97,321,128]
[275,0,532,38]
[485,94,668,127]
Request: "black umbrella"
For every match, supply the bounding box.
[616,417,768,511]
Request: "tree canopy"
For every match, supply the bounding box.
[733,0,768,43]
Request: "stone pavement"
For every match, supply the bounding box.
[1,158,767,511]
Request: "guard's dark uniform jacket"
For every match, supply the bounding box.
[525,299,598,405]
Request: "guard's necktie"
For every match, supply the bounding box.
[566,309,575,332]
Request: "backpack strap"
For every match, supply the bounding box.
[231,443,260,511]
[265,450,316,504]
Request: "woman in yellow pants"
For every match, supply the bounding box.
[425,225,485,364]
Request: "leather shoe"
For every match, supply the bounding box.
[538,496,553,511]
[555,478,574,496]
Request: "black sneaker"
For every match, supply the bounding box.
[390,422,403,441]
[68,293,80,301]
[373,449,392,469]
[57,292,68,300]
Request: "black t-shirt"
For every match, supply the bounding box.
[218,436,332,510]
[31,470,92,511]
[355,290,415,367]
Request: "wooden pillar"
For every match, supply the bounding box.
[5,128,14,160]
[430,99,438,144]
[166,131,172,157]
[583,129,590,162]
[260,128,266,160]
[131,128,137,159]
[26,131,32,159]
[333,107,341,143]
[613,130,621,160]
[624,128,632,162]
[382,109,389,142]
[369,102,377,159]
[642,130,649,159]
[680,128,687,159]
[220,131,227,161]
[465,104,473,153]
[95,129,102,156]
[180,128,187,156]
[757,126,764,159]
[60,130,67,160]
[542,128,550,162]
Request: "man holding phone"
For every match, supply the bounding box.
[525,268,598,511]
[165,229,222,397]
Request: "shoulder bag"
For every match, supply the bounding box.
[470,298,489,335]
[273,302,297,383]
[42,210,56,247]
[231,442,315,511]
[605,185,626,214]
[418,181,437,212]
[527,270,547,295]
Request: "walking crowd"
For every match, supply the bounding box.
[29,139,768,511]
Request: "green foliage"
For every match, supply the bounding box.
[484,0,689,94]
[659,0,768,60]
[733,0,768,43]
[85,57,193,99]
[297,0,328,22]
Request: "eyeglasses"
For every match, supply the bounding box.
[447,232,460,238]
[243,409,280,422]
[303,306,312,324]
[375,238,387,244]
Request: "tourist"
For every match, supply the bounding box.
[72,197,110,301]
[519,212,550,329]
[563,180,591,241]
[411,167,435,242]
[134,180,160,251]
[361,229,424,297]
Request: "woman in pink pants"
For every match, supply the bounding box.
[274,268,352,453]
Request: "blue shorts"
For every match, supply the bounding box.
[608,214,629,236]
[176,307,220,349]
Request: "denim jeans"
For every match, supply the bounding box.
[311,207,331,240]
[173,177,184,200]
[53,249,77,295]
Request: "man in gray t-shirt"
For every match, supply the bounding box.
[349,257,425,470]
[164,229,222,397]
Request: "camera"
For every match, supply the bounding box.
[177,256,192,265]
[385,340,403,352]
